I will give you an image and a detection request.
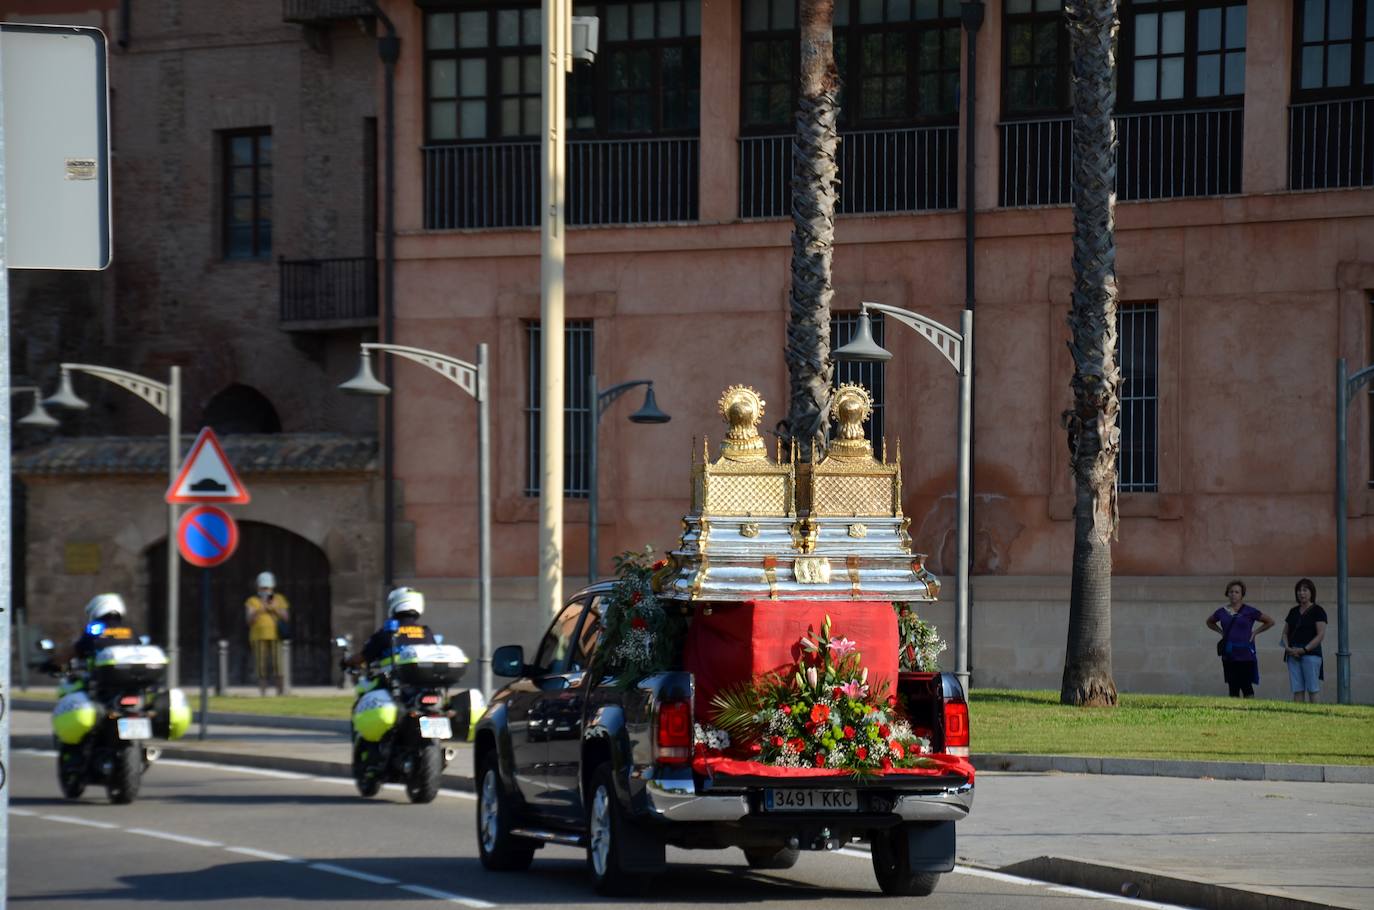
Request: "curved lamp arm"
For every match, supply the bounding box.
[364,343,483,401]
[861,302,965,373]
[1348,363,1374,401]
[595,379,651,419]
[62,362,170,415]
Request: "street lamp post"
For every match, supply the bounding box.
[9,385,60,690]
[586,376,670,583]
[833,302,973,696]
[1335,357,1373,705]
[45,364,183,686]
[340,342,493,698]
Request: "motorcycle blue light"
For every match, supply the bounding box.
[87,622,105,636]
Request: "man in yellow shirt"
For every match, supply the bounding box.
[245,571,290,695]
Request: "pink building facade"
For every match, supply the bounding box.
[377,0,1374,697]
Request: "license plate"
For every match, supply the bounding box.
[117,717,152,741]
[418,716,452,740]
[763,789,857,812]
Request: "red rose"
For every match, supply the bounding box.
[887,695,898,708]
[631,591,643,605]
[878,724,891,738]
[631,617,648,630]
[843,725,856,740]
[881,757,893,772]
[771,736,784,747]
[889,740,905,760]
[780,704,792,715]
[856,746,869,760]
[833,687,845,700]
[814,753,827,768]
[749,743,763,754]
[810,704,830,725]
[788,738,805,752]
[652,559,668,571]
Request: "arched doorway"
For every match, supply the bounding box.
[147,521,332,685]
[203,384,282,435]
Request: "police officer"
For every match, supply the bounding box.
[346,587,437,674]
[66,593,139,668]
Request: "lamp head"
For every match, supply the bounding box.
[831,312,893,363]
[17,391,60,428]
[629,385,670,424]
[44,370,90,411]
[338,350,391,396]
[960,0,986,31]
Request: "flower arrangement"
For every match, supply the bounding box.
[709,615,932,773]
[893,603,946,672]
[597,547,686,684]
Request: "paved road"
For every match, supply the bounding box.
[6,750,1190,910]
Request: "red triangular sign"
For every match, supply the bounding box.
[166,427,251,504]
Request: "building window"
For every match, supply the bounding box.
[222,129,272,259]
[1003,0,1070,116]
[739,0,961,132]
[1121,0,1246,106]
[742,0,797,128]
[526,321,594,498]
[831,312,886,450]
[425,1,699,142]
[1296,0,1374,97]
[1117,303,1158,493]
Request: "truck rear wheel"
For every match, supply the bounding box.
[871,826,941,896]
[587,763,656,896]
[743,846,800,870]
[476,751,534,871]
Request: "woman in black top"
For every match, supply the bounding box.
[1280,578,1328,703]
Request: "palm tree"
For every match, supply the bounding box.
[782,0,840,461]
[1060,0,1121,706]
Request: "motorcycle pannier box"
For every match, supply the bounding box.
[94,644,168,689]
[392,644,468,687]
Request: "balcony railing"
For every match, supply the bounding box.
[999,107,1243,207]
[739,125,959,219]
[279,256,377,328]
[422,137,699,230]
[282,0,375,22]
[1289,97,1374,191]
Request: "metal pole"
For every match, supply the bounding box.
[955,310,973,695]
[216,639,228,696]
[588,373,599,585]
[198,568,211,740]
[166,365,181,686]
[1,42,15,890]
[15,608,28,691]
[539,0,568,616]
[477,343,493,698]
[1335,358,1351,704]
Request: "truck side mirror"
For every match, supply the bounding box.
[492,644,525,678]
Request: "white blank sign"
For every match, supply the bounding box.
[1,23,110,270]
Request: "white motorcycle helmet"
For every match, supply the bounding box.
[257,571,276,590]
[387,586,425,618]
[84,592,127,623]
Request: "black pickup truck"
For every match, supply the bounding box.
[472,582,974,897]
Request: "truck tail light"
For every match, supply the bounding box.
[943,698,970,757]
[655,701,692,765]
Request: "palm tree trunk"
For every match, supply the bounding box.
[1061,0,1120,707]
[783,0,839,461]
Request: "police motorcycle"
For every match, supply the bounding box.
[42,594,191,804]
[342,588,474,803]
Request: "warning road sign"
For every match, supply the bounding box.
[177,505,239,568]
[166,427,250,504]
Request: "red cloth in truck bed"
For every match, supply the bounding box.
[684,600,899,717]
[692,751,975,783]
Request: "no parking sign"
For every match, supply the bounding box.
[176,505,239,568]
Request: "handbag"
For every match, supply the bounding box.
[275,614,292,640]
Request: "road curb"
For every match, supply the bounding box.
[971,753,1374,784]
[998,855,1368,910]
[10,734,476,792]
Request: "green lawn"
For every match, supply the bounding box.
[969,689,1374,766]
[203,695,356,719]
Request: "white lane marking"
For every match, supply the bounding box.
[225,845,304,864]
[308,863,398,886]
[42,814,119,830]
[155,759,311,780]
[8,808,37,817]
[127,827,224,848]
[398,883,497,908]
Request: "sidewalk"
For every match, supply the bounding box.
[9,707,1373,910]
